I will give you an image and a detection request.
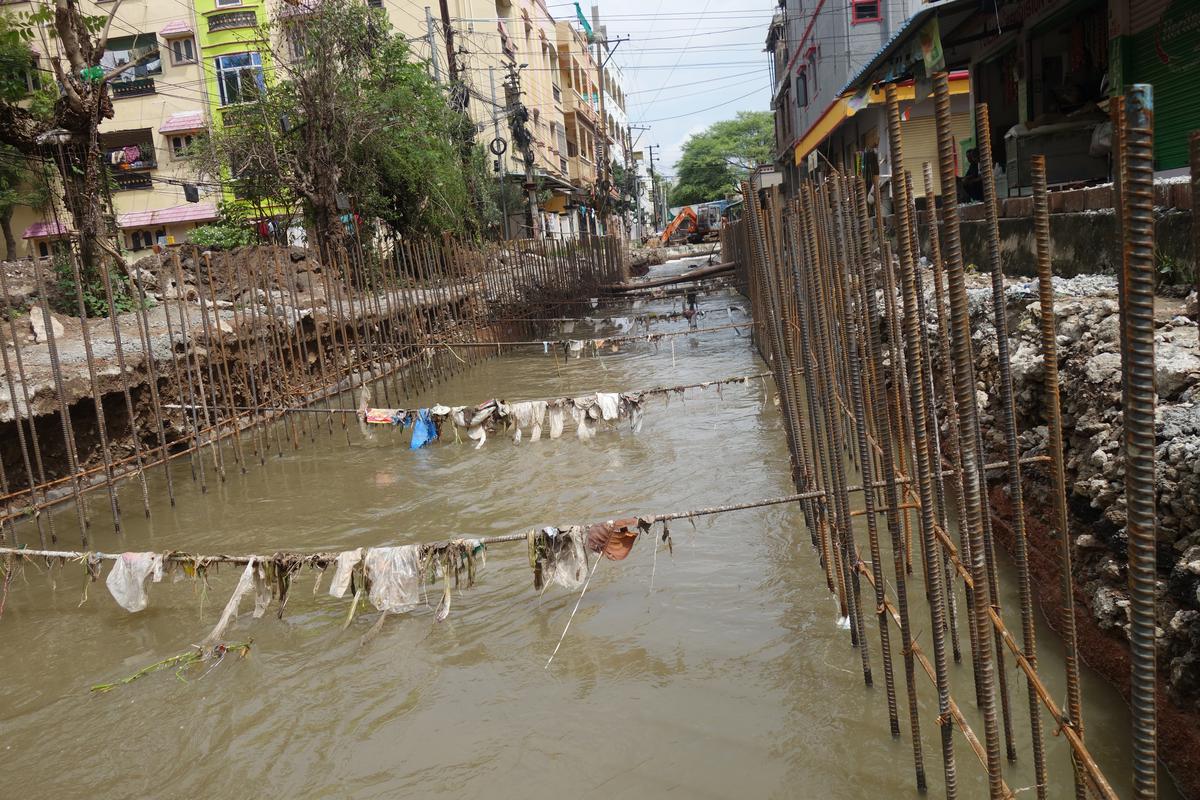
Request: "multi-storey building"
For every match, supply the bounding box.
[9,0,220,258]
[6,0,633,252]
[555,20,602,233]
[766,0,973,199]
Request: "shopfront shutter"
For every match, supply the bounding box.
[900,111,974,197]
[1127,0,1200,170]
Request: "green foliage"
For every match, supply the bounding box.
[188,222,255,251]
[669,111,774,207]
[1155,248,1195,288]
[50,253,146,318]
[193,0,480,241]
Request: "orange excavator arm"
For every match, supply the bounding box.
[660,206,697,245]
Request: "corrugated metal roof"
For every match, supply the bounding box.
[159,19,192,37]
[22,221,71,239]
[117,203,218,229]
[159,110,206,134]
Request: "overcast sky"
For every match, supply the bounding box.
[575,1,776,178]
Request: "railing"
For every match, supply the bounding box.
[110,78,156,99]
[105,144,157,171]
[111,172,152,191]
[208,10,257,33]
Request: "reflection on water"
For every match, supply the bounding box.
[0,263,1167,798]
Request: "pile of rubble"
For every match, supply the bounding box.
[957,270,1200,709]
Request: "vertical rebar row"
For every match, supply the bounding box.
[976,102,1043,776]
[851,177,928,791]
[884,83,957,797]
[1120,84,1159,800]
[930,71,1004,798]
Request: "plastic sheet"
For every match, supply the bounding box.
[202,559,257,647]
[364,545,423,613]
[542,526,589,590]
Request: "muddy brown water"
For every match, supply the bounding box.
[0,261,1177,798]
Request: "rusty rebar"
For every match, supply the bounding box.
[930,70,1004,797]
[977,102,1038,771]
[885,82,957,797]
[30,256,90,543]
[1031,153,1086,800]
[1120,83,1159,800]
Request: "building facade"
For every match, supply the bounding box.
[5,0,635,254]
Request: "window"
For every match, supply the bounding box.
[215,52,265,105]
[851,0,881,23]
[101,34,162,82]
[216,0,242,7]
[24,56,41,93]
[170,38,195,65]
[171,134,194,158]
[129,229,164,250]
[796,71,808,107]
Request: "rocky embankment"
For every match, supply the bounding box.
[949,272,1200,791]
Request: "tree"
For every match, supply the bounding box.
[193,0,479,250]
[668,111,773,207]
[0,2,148,273]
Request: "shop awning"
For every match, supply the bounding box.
[117,203,217,229]
[793,71,970,166]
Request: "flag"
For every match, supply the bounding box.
[575,2,594,42]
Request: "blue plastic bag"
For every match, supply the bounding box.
[410,408,438,449]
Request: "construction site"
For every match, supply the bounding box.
[2,1,1200,799]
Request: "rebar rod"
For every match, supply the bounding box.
[930,70,1004,798]
[886,82,957,797]
[1120,83,1159,800]
[1031,153,1086,800]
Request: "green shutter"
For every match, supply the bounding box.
[1127,0,1200,170]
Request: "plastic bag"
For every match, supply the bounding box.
[410,408,438,449]
[329,548,363,598]
[105,552,164,612]
[364,545,423,613]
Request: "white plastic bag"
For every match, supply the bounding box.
[364,545,423,613]
[105,552,164,612]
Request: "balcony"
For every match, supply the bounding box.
[111,77,156,99]
[105,143,157,171]
[111,172,152,192]
[209,10,257,33]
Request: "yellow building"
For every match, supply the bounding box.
[556,20,601,228]
[8,1,217,259]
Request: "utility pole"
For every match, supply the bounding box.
[647,144,661,231]
[489,66,509,239]
[437,0,459,91]
[504,63,541,239]
[425,7,441,83]
[590,6,608,233]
